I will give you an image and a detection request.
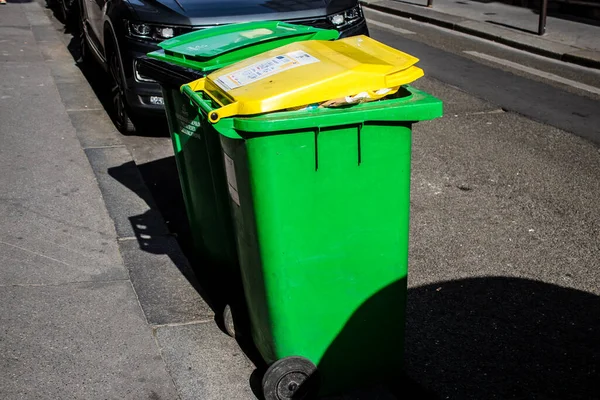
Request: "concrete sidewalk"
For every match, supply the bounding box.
[361,0,600,69]
[0,1,255,399]
[0,2,176,398]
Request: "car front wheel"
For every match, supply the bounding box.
[108,48,136,135]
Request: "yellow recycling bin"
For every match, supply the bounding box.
[184,35,424,122]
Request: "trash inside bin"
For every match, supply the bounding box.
[181,36,442,398]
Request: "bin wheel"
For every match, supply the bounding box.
[223,304,235,338]
[262,356,320,400]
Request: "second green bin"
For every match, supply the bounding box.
[138,21,338,273]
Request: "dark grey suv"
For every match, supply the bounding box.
[71,0,368,133]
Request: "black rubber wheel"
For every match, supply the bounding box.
[76,4,92,65]
[223,304,236,338]
[59,0,78,30]
[58,0,69,24]
[108,49,135,134]
[262,356,320,400]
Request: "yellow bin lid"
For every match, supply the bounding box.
[184,35,424,123]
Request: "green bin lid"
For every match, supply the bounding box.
[147,21,339,72]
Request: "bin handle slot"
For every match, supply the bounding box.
[181,78,240,124]
[357,123,362,166]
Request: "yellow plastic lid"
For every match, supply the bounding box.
[184,35,424,122]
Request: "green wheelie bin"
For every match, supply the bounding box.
[181,36,443,398]
[137,22,339,336]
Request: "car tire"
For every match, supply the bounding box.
[108,46,136,135]
[60,0,78,31]
[76,4,92,65]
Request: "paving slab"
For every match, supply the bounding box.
[455,19,577,58]
[0,201,127,285]
[119,236,214,325]
[55,81,105,111]
[46,59,89,84]
[0,3,217,400]
[0,281,178,400]
[0,4,30,27]
[155,322,256,400]
[22,1,53,26]
[68,109,124,148]
[0,26,42,62]
[84,146,170,239]
[0,62,126,285]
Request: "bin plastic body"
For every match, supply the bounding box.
[137,58,238,272]
[183,85,442,393]
[138,22,338,270]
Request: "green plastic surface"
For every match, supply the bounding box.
[153,20,339,277]
[161,83,239,273]
[148,21,339,71]
[188,86,442,394]
[182,85,443,137]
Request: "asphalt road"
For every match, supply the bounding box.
[49,6,600,399]
[365,8,600,144]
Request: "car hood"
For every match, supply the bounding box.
[126,0,355,26]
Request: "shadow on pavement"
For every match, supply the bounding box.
[105,158,213,299]
[107,155,231,312]
[317,278,439,400]
[406,277,597,399]
[312,276,598,398]
[108,154,263,363]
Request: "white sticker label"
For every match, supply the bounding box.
[214,50,320,91]
[223,153,240,206]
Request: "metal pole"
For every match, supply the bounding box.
[538,0,548,35]
[427,0,433,7]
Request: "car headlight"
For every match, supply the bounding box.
[127,21,180,41]
[328,6,364,28]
